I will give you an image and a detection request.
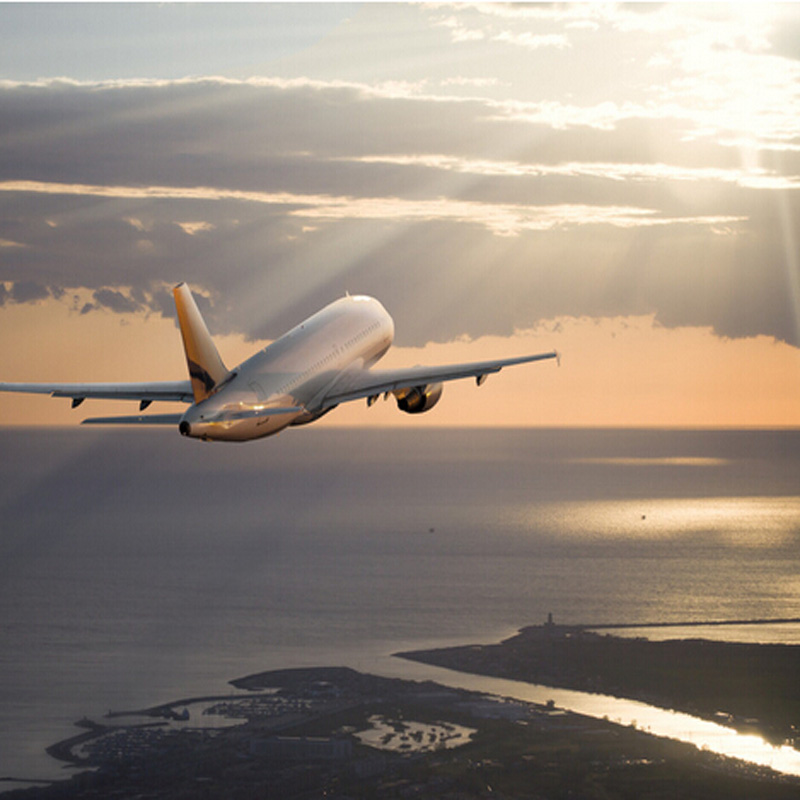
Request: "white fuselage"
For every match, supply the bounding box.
[179,295,394,441]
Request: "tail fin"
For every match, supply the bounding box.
[173,283,229,403]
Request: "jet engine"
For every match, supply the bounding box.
[394,383,443,414]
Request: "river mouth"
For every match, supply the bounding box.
[384,655,800,777]
[385,622,800,778]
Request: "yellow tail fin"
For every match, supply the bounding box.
[173,283,229,403]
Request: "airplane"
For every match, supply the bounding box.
[0,283,558,442]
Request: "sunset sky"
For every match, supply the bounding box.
[1,2,799,428]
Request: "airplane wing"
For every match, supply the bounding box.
[318,350,558,410]
[0,380,193,408]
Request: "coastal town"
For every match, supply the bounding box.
[4,646,800,800]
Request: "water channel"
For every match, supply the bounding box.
[365,653,800,777]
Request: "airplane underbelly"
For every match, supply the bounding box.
[185,411,298,441]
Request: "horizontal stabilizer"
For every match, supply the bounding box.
[82,413,184,426]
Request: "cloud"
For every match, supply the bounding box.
[92,288,140,314]
[0,45,798,346]
[440,77,500,89]
[492,31,570,50]
[9,280,50,303]
[0,179,746,238]
[427,4,800,151]
[176,221,215,236]
[341,154,800,190]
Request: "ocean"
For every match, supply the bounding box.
[1,426,799,785]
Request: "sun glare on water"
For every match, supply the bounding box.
[507,496,800,546]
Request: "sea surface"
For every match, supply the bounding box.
[1,426,799,786]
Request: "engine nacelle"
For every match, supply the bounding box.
[395,383,443,414]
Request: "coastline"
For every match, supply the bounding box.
[7,664,800,800]
[7,616,800,797]
[396,620,800,746]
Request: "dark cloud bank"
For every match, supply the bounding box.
[0,79,798,346]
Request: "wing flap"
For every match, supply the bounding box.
[319,350,558,409]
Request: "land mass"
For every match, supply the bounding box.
[7,624,800,799]
[398,621,800,744]
[6,665,800,800]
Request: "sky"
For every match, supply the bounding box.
[1,2,799,428]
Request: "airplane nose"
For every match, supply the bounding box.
[179,420,191,437]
